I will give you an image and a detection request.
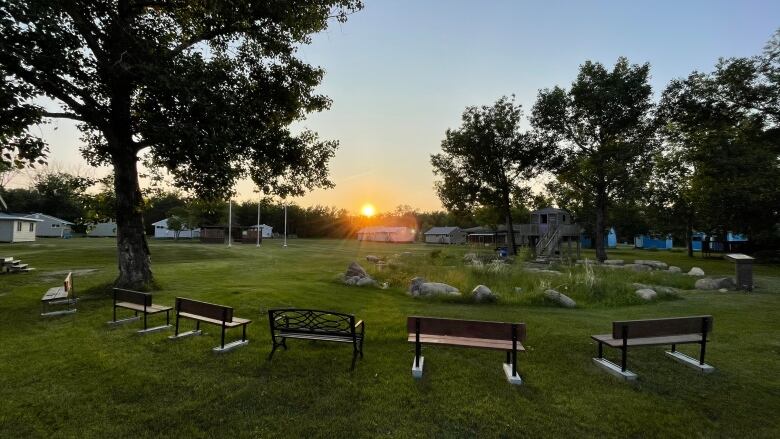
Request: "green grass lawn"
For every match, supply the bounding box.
[1,239,778,438]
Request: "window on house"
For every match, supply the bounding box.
[541,215,548,224]
[29,223,34,232]
[17,221,22,231]
[52,224,60,228]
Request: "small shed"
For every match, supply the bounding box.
[0,213,41,243]
[581,227,617,249]
[356,226,415,243]
[88,222,118,237]
[424,226,465,244]
[25,213,73,238]
[634,234,673,250]
[530,207,573,236]
[152,218,201,239]
[247,224,273,238]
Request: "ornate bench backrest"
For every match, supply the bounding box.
[113,288,152,307]
[269,309,355,336]
[612,315,713,339]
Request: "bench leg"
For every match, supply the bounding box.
[268,343,279,361]
[598,341,603,359]
[351,349,358,371]
[143,312,148,330]
[621,346,627,372]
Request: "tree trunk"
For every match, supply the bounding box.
[594,190,608,262]
[686,215,694,258]
[502,190,517,255]
[112,144,152,288]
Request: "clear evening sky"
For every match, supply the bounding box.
[30,0,780,213]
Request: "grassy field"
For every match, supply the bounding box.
[0,238,778,438]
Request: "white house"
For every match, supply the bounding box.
[0,213,41,243]
[25,213,73,238]
[247,224,273,238]
[87,222,118,237]
[356,226,415,243]
[152,218,201,239]
[424,226,466,244]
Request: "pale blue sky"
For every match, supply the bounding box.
[32,0,780,212]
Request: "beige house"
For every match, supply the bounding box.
[0,213,41,243]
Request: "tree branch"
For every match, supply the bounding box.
[42,111,88,122]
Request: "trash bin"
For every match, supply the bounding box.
[497,247,508,258]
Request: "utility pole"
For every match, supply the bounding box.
[228,199,232,247]
[256,194,261,247]
[283,203,288,247]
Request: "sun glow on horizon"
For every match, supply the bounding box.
[360,203,376,217]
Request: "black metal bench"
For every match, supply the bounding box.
[591,315,714,380]
[407,316,526,385]
[108,288,173,333]
[41,272,77,316]
[168,297,251,352]
[268,308,365,369]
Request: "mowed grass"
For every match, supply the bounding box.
[0,239,778,438]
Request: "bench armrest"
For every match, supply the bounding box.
[354,320,364,334]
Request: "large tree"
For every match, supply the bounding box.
[531,58,657,261]
[431,96,549,255]
[657,30,780,248]
[0,1,362,287]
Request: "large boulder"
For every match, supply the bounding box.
[687,267,705,276]
[365,255,380,263]
[409,277,460,297]
[635,288,657,300]
[695,277,735,290]
[634,260,669,270]
[471,285,497,302]
[668,266,682,273]
[543,289,576,308]
[346,262,368,278]
[603,259,624,266]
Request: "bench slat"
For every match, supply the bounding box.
[408,334,526,351]
[592,333,704,347]
[42,287,67,301]
[116,302,172,314]
[407,316,525,342]
[279,332,356,343]
[179,312,250,327]
[612,316,712,339]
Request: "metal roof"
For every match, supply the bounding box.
[357,226,412,233]
[424,226,460,235]
[26,213,74,225]
[0,213,43,221]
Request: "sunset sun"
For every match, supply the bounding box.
[360,203,376,217]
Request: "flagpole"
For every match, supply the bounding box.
[228,199,232,247]
[257,194,263,247]
[283,203,288,248]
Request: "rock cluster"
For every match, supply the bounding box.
[408,277,460,297]
[342,262,378,287]
[635,288,658,300]
[687,267,705,276]
[695,277,735,290]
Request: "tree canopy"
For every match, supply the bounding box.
[431,96,550,254]
[0,0,362,287]
[531,57,657,261]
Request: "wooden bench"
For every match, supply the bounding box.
[108,288,173,333]
[268,308,365,370]
[591,315,714,380]
[407,316,526,385]
[41,272,77,316]
[168,297,251,352]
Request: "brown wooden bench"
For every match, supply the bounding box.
[407,316,526,385]
[168,297,251,352]
[108,288,173,333]
[41,272,77,316]
[591,315,714,380]
[268,308,365,370]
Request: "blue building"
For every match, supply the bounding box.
[581,227,617,249]
[691,231,748,252]
[634,234,673,250]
